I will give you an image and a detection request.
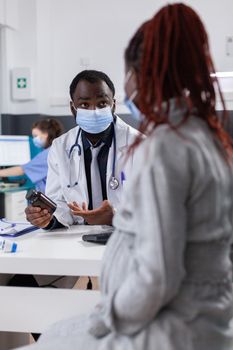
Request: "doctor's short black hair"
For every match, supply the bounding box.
[69,70,115,100]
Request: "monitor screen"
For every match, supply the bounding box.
[0,135,31,166]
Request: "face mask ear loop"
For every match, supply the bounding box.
[124,69,133,85]
[129,89,138,102]
[125,69,138,102]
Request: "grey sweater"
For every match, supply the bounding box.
[18,106,233,350]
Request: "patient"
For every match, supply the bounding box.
[17,3,233,350]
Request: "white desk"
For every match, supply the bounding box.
[0,225,106,333]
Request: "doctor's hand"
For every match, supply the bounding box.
[68,200,114,225]
[25,205,53,228]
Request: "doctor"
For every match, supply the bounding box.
[25,70,139,228]
[0,118,63,193]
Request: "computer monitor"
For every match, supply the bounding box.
[0,135,31,166]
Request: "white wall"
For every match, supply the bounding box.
[1,0,233,116]
[0,0,18,28]
[1,0,38,115]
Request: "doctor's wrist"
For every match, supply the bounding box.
[43,217,65,230]
[43,217,55,230]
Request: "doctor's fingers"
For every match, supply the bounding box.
[101,200,113,210]
[72,201,87,210]
[25,205,42,215]
[25,209,51,226]
[68,204,81,213]
[68,202,88,213]
[69,208,86,216]
[25,206,50,218]
[70,209,92,218]
[82,202,87,210]
[67,202,81,210]
[27,214,52,228]
[86,205,112,216]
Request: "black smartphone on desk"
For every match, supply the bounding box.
[82,231,113,245]
[26,189,57,214]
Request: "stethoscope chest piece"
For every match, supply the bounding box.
[109,177,119,190]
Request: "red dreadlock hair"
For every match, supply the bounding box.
[125,3,233,159]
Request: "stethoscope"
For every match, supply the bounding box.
[67,124,119,190]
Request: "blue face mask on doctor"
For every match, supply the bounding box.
[75,106,114,134]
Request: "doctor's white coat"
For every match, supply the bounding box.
[45,117,139,226]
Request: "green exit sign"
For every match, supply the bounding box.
[17,78,27,89]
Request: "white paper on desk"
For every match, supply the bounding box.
[0,220,16,235]
[0,227,17,235]
[0,219,33,235]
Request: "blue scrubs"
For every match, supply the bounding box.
[22,148,50,193]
